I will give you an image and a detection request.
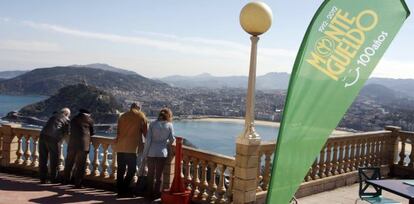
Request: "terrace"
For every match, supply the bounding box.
[1,124,414,203]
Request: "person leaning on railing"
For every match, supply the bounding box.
[142,107,175,200]
[63,108,95,188]
[114,102,148,198]
[39,108,70,184]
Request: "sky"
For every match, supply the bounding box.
[0,0,413,78]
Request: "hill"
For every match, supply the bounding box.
[159,72,290,90]
[19,84,123,123]
[0,66,171,98]
[0,70,28,79]
[71,63,137,75]
[367,77,414,98]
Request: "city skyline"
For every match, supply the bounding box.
[0,0,413,79]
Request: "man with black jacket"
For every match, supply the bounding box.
[39,108,70,184]
[63,109,94,188]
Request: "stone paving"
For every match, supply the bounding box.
[0,172,155,204]
[0,172,411,204]
[298,183,409,204]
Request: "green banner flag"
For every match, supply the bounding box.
[267,0,410,203]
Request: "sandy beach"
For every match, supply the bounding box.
[187,117,351,136]
[192,117,281,127]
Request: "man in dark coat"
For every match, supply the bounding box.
[39,108,70,184]
[63,109,94,188]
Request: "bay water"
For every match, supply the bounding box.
[0,94,278,156]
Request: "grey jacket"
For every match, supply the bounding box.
[143,120,175,158]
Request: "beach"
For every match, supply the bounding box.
[189,117,351,136]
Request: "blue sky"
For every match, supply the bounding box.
[0,0,413,78]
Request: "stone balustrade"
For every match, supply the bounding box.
[0,124,119,183]
[390,128,414,177]
[0,123,235,203]
[180,145,235,203]
[2,123,414,204]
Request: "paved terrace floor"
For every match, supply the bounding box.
[298,183,409,204]
[0,172,410,204]
[0,172,158,204]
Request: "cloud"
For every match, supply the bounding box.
[0,17,10,22]
[0,40,61,52]
[373,59,414,79]
[24,21,295,61]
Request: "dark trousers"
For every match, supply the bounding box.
[117,152,137,193]
[39,137,60,182]
[147,157,167,196]
[64,149,88,186]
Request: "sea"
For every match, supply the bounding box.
[0,94,278,156]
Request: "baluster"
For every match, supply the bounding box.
[349,139,356,171]
[398,137,406,166]
[408,141,414,168]
[380,137,388,166]
[355,139,362,168]
[369,137,375,166]
[0,132,3,154]
[208,162,218,203]
[325,142,332,176]
[200,160,209,200]
[374,137,381,166]
[331,142,339,175]
[361,139,368,167]
[225,167,234,202]
[365,138,372,166]
[58,142,65,171]
[24,135,32,166]
[217,164,226,203]
[257,152,263,191]
[305,167,312,182]
[318,145,326,178]
[338,141,345,174]
[15,134,23,165]
[85,152,91,175]
[311,159,319,180]
[110,150,117,179]
[101,144,109,178]
[262,151,272,190]
[184,156,192,191]
[31,136,39,168]
[192,158,201,199]
[93,143,100,176]
[344,142,351,172]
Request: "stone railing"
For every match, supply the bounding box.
[0,124,118,183]
[255,127,412,202]
[0,123,235,203]
[2,123,414,204]
[390,128,414,177]
[180,145,235,203]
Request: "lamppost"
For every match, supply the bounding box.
[238,1,273,144]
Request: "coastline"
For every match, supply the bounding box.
[182,117,351,136]
[186,117,281,128]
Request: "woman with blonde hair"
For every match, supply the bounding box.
[142,108,175,199]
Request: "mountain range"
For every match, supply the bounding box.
[0,70,28,79]
[0,64,170,99]
[160,73,414,98]
[1,63,413,102]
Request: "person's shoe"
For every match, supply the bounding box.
[50,179,60,184]
[117,192,128,198]
[74,184,83,189]
[152,192,161,200]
